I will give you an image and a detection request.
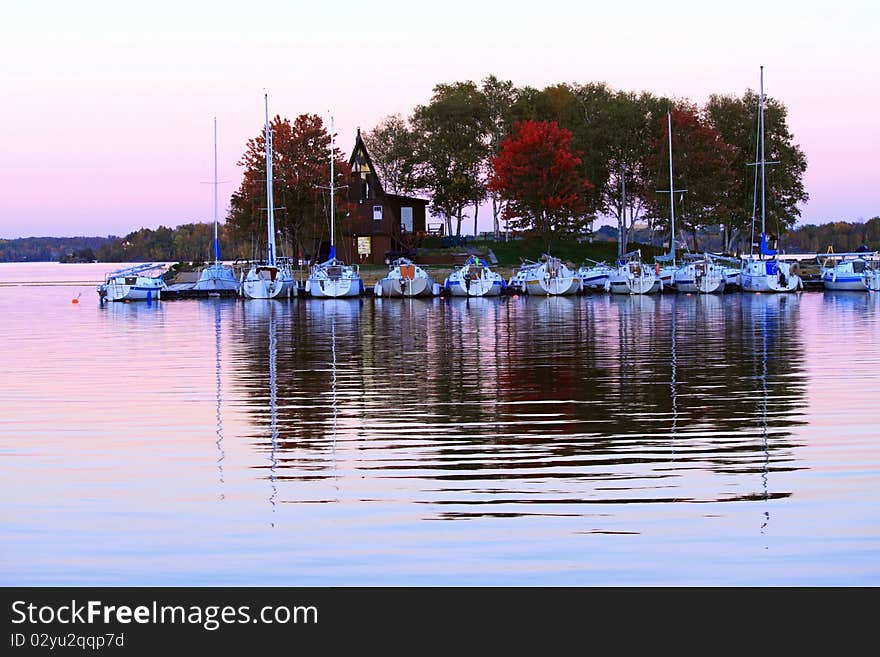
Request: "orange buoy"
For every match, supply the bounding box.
[71,299,79,304]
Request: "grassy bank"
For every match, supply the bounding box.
[418,236,661,268]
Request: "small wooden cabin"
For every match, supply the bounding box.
[340,129,429,265]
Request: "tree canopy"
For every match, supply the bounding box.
[410,82,490,238]
[360,75,810,254]
[641,109,738,250]
[227,114,349,262]
[488,120,592,250]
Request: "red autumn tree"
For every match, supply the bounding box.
[487,120,593,250]
[641,108,738,250]
[228,114,349,261]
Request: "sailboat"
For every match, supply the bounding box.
[606,249,661,294]
[507,259,540,293]
[576,259,615,292]
[195,117,240,293]
[305,115,363,298]
[818,249,880,291]
[375,257,436,297]
[523,254,582,296]
[740,67,802,293]
[606,163,660,295]
[673,253,726,294]
[97,262,167,302]
[654,111,683,290]
[443,254,506,296]
[241,94,297,300]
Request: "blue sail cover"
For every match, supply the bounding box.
[329,245,336,260]
[760,233,778,256]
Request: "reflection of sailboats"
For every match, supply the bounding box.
[214,303,226,500]
[267,303,279,523]
[743,293,802,536]
[758,301,771,536]
[670,297,678,457]
[329,308,339,495]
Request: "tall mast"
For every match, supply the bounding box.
[264,94,276,266]
[760,66,766,245]
[620,166,626,259]
[329,114,335,260]
[213,117,220,265]
[749,89,760,258]
[667,111,676,267]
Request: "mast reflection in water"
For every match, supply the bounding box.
[231,294,805,523]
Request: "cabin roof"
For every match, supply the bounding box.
[349,128,384,195]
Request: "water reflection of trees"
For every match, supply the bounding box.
[228,292,807,517]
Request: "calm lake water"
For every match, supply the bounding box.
[1,262,878,585]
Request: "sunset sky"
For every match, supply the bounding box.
[1,0,877,238]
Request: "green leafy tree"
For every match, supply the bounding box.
[705,90,808,249]
[480,75,521,237]
[410,82,489,238]
[362,114,417,195]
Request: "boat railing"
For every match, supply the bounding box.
[103,263,166,281]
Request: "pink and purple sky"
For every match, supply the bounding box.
[1,0,877,239]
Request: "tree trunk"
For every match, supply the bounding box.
[492,196,500,238]
[473,202,480,238]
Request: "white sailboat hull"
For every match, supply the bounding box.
[307,277,362,298]
[98,275,165,302]
[673,260,726,294]
[444,258,505,297]
[377,275,434,297]
[524,275,581,296]
[446,278,502,297]
[820,258,879,291]
[822,274,868,291]
[723,268,741,288]
[241,267,296,299]
[194,264,240,291]
[578,269,612,291]
[607,273,661,295]
[741,274,801,293]
[674,276,725,294]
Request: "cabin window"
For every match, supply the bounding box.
[373,205,383,220]
[125,277,137,285]
[401,206,413,232]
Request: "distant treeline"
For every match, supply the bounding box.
[591,216,880,254]
[1,217,877,263]
[0,236,111,262]
[782,216,880,253]
[92,224,252,263]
